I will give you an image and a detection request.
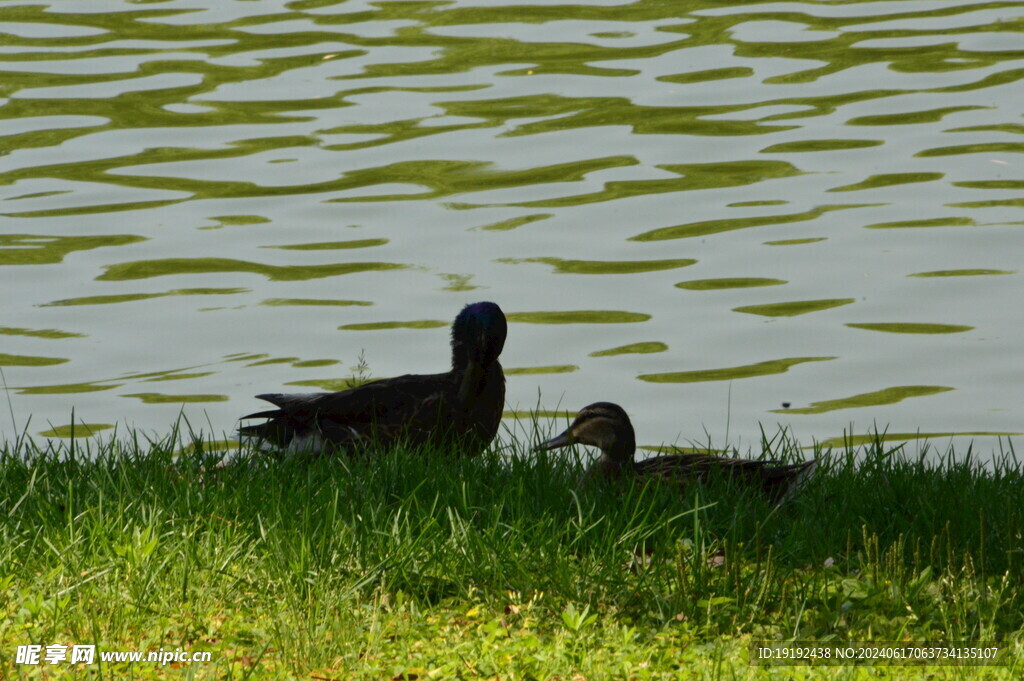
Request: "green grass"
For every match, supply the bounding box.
[1,422,1022,679]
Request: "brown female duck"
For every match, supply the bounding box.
[239,302,507,456]
[536,402,816,504]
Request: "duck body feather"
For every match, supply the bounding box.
[239,364,504,456]
[539,402,816,504]
[239,302,507,457]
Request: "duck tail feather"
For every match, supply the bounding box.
[254,393,290,407]
[240,408,282,421]
[770,458,818,505]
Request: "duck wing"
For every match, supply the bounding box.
[239,371,456,451]
[635,453,817,503]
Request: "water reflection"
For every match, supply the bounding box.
[846,323,973,335]
[96,257,407,281]
[42,288,247,307]
[774,385,954,415]
[0,234,145,265]
[125,392,228,404]
[0,326,84,339]
[590,342,667,357]
[1,0,1021,453]
[639,357,836,384]
[507,311,651,324]
[1,353,68,367]
[499,257,695,274]
[675,277,785,290]
[734,299,855,317]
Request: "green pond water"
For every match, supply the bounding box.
[1,0,1021,456]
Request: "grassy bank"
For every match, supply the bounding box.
[1,423,1022,679]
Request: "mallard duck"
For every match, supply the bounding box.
[239,301,507,456]
[535,402,816,504]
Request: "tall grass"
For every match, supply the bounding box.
[1,422,1021,677]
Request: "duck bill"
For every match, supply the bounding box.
[534,428,574,451]
[457,360,485,405]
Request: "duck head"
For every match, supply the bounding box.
[452,302,507,405]
[451,301,506,369]
[535,402,636,464]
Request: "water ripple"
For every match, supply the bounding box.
[1,0,1020,452]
